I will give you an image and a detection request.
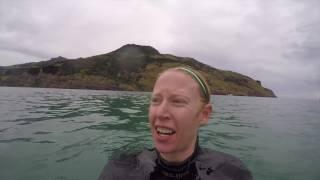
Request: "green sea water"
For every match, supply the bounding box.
[0,87,319,180]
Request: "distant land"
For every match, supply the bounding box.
[0,44,276,97]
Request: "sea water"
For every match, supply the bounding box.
[0,87,319,180]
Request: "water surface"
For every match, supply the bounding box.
[0,87,319,180]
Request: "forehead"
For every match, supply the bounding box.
[153,70,199,95]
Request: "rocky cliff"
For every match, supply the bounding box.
[0,44,276,97]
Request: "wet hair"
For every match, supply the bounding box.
[161,66,211,104]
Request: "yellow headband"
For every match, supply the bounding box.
[175,67,210,103]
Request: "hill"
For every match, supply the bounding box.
[0,44,276,97]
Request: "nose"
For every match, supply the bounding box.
[156,100,170,120]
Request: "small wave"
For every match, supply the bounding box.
[34,131,52,135]
[118,108,141,114]
[0,137,32,143]
[56,151,83,163]
[33,140,55,144]
[0,128,10,133]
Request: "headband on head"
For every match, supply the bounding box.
[174,67,210,103]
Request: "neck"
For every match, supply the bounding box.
[151,144,199,179]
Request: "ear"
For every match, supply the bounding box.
[199,104,213,126]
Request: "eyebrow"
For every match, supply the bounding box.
[151,93,190,101]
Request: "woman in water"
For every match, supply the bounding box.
[99,67,252,180]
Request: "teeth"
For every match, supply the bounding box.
[156,127,175,135]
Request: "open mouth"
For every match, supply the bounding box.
[156,127,176,136]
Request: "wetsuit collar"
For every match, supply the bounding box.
[153,140,200,179]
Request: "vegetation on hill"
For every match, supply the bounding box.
[0,44,276,97]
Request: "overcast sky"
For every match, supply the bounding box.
[0,0,319,99]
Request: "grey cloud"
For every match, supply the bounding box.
[0,0,171,62]
[0,45,51,60]
[283,0,320,64]
[163,0,319,99]
[0,0,319,99]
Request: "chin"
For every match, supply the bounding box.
[153,137,178,155]
[155,142,175,153]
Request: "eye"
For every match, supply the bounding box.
[172,98,187,106]
[151,96,161,105]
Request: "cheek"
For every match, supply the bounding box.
[148,107,155,124]
[177,110,200,130]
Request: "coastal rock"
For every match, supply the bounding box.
[0,44,276,97]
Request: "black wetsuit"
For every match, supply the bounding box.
[99,146,252,180]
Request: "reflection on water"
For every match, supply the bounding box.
[0,87,152,180]
[0,87,320,180]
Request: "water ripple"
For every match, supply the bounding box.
[0,137,33,143]
[56,151,83,163]
[1,88,319,180]
[34,131,52,135]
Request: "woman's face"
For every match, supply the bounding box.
[149,70,212,161]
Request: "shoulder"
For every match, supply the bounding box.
[98,149,157,180]
[197,148,243,165]
[196,148,253,180]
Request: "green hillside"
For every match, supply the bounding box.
[0,44,276,97]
